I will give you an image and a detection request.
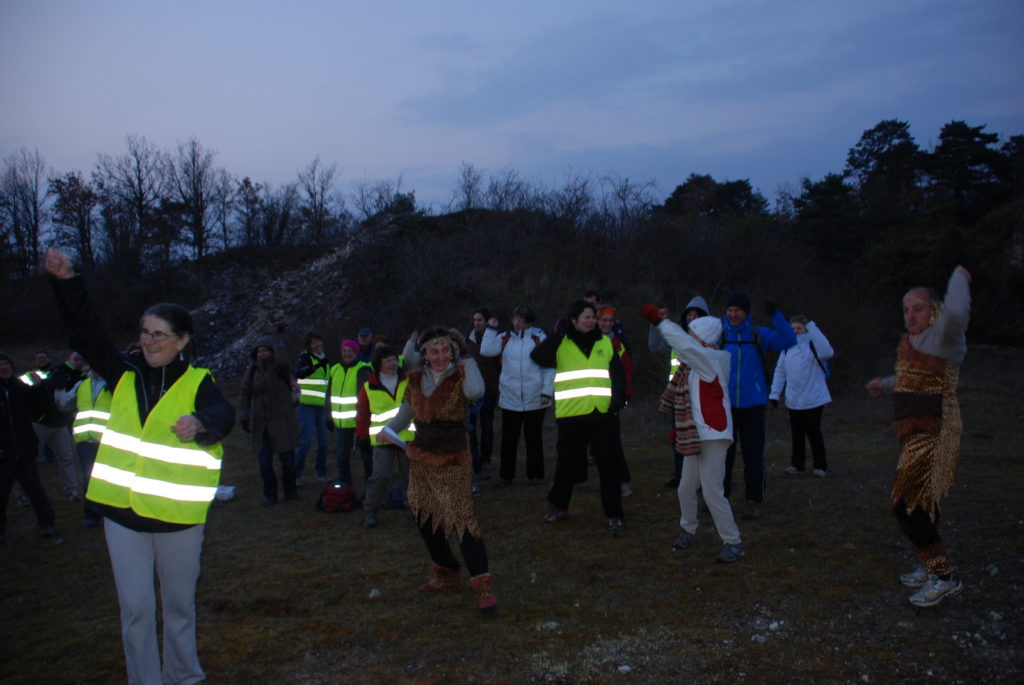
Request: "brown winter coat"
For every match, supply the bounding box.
[238,335,300,454]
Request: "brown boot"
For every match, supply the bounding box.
[468,573,497,613]
[419,564,460,592]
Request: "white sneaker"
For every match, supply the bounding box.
[784,466,800,475]
[909,575,963,607]
[620,482,633,497]
[812,469,827,478]
[900,564,933,588]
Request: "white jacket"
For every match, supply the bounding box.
[656,319,733,442]
[769,321,833,410]
[479,326,555,412]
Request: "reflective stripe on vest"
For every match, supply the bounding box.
[297,355,330,406]
[329,361,370,427]
[73,376,112,443]
[365,378,415,446]
[553,336,613,419]
[18,369,48,386]
[86,366,223,525]
[668,351,680,382]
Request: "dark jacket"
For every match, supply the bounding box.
[239,335,300,454]
[1,375,50,463]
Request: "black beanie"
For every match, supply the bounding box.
[725,292,751,314]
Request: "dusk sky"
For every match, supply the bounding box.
[3,0,1023,211]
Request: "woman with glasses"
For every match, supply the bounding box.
[45,248,234,685]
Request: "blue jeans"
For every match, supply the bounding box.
[258,437,297,502]
[295,404,328,479]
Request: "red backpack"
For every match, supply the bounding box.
[315,481,356,513]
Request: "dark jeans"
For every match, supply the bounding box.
[548,419,623,519]
[76,441,102,523]
[295,404,328,479]
[468,391,497,465]
[610,414,631,484]
[724,405,766,503]
[335,427,371,485]
[499,407,546,481]
[418,516,489,577]
[788,405,827,471]
[1,456,55,534]
[258,434,297,502]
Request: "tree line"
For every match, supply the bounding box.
[3,118,1022,349]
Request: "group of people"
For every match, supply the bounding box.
[0,248,973,683]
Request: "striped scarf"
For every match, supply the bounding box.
[659,365,701,456]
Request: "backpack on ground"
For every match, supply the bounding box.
[315,481,356,513]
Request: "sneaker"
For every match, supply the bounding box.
[672,529,697,550]
[909,575,963,607]
[608,517,625,532]
[784,466,801,475]
[364,512,378,529]
[900,564,934,588]
[742,501,761,521]
[471,483,482,497]
[542,508,569,525]
[813,469,827,478]
[717,542,745,563]
[620,482,633,497]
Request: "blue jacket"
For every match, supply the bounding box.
[720,310,797,408]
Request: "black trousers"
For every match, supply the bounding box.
[499,407,546,481]
[0,456,55,534]
[548,419,623,519]
[724,405,766,503]
[893,500,950,577]
[788,405,827,471]
[418,516,489,577]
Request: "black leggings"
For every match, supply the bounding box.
[418,516,489,577]
[893,501,942,550]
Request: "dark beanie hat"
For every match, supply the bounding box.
[0,351,13,368]
[725,292,751,314]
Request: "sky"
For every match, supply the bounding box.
[2,0,1023,211]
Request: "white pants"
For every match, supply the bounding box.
[677,439,741,545]
[104,519,206,685]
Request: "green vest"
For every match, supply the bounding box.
[330,361,371,428]
[87,366,224,525]
[668,351,680,382]
[73,376,112,443]
[553,336,613,419]
[18,369,48,386]
[297,354,330,407]
[365,377,416,446]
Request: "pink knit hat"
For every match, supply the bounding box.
[340,339,359,355]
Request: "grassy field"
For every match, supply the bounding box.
[2,345,1022,684]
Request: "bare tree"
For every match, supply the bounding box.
[235,177,263,247]
[0,147,51,278]
[351,175,407,223]
[259,182,300,246]
[170,137,218,260]
[208,167,236,252]
[297,156,341,245]
[546,167,593,228]
[49,170,99,270]
[485,166,536,212]
[446,161,483,213]
[94,134,170,274]
[596,175,656,235]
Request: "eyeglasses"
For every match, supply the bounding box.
[139,328,177,342]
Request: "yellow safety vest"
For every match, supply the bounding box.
[365,377,416,446]
[553,336,613,419]
[669,351,680,382]
[73,376,112,443]
[18,369,48,386]
[87,366,223,525]
[297,354,330,407]
[329,361,371,428]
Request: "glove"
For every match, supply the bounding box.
[765,300,777,318]
[240,418,251,433]
[770,399,778,408]
[641,305,664,324]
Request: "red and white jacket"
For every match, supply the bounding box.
[655,320,732,442]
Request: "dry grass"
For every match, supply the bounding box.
[2,346,1022,684]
